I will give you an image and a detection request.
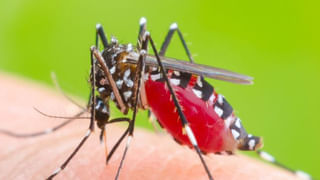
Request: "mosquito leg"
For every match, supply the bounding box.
[135,17,161,129]
[91,47,127,114]
[102,117,131,163]
[46,128,92,179]
[114,41,147,180]
[0,109,87,138]
[94,96,131,163]
[0,62,94,138]
[97,118,131,165]
[47,45,98,179]
[146,32,213,180]
[137,17,147,50]
[159,22,194,63]
[0,69,93,139]
[257,150,313,180]
[96,24,109,49]
[148,21,196,123]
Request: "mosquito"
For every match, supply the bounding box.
[0,17,313,180]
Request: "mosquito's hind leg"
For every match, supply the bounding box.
[136,17,162,130]
[159,22,194,63]
[256,150,313,180]
[147,21,197,123]
[93,96,131,165]
[96,24,109,49]
[0,109,88,139]
[137,17,147,50]
[144,32,213,180]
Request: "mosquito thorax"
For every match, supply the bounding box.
[93,39,143,113]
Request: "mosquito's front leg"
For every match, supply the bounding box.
[91,47,127,114]
[46,44,99,179]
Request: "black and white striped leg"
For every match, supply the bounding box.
[47,46,97,180]
[137,17,147,50]
[114,41,147,180]
[96,24,108,49]
[257,150,313,180]
[145,32,213,180]
[136,17,160,131]
[46,128,92,180]
[159,22,194,63]
[148,21,196,122]
[91,47,127,113]
[0,68,94,139]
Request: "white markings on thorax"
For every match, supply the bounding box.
[110,92,115,100]
[123,68,134,88]
[110,66,116,74]
[123,91,132,101]
[124,68,130,77]
[126,43,133,52]
[116,79,123,89]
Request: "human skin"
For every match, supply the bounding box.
[0,74,300,180]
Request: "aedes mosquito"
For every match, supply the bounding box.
[0,17,313,180]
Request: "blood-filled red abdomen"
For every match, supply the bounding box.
[144,78,234,153]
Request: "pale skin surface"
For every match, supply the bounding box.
[0,74,300,180]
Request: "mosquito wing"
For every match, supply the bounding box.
[126,53,253,84]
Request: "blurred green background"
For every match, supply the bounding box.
[0,0,319,178]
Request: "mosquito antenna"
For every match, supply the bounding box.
[51,72,86,110]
